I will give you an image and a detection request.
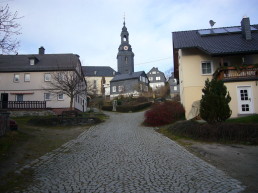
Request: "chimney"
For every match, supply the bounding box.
[39,46,45,54]
[241,17,252,40]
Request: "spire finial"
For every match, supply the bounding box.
[123,12,125,26]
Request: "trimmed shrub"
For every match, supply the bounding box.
[168,121,258,144]
[200,78,231,124]
[144,101,185,126]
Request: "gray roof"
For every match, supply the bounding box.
[111,71,146,82]
[82,66,117,77]
[147,67,166,83]
[0,54,80,72]
[172,25,258,56]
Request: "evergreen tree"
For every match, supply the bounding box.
[200,78,231,124]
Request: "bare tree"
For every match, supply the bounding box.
[86,79,98,98]
[46,71,87,110]
[164,67,173,80]
[0,4,22,54]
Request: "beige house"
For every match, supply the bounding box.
[173,17,258,119]
[0,47,87,113]
[82,66,117,97]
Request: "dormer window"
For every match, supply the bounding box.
[30,58,35,65]
[113,71,115,75]
[94,71,97,75]
[28,56,38,65]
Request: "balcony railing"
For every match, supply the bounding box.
[216,66,258,81]
[0,101,46,109]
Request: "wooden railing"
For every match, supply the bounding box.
[0,101,46,109]
[217,66,258,81]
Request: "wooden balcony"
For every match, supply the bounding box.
[0,101,46,109]
[216,65,258,82]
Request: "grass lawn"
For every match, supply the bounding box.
[227,114,258,123]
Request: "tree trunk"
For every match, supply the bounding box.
[70,97,74,110]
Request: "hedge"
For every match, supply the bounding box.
[102,102,152,112]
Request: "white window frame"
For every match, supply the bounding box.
[149,77,153,81]
[13,74,20,82]
[44,73,51,81]
[152,71,156,74]
[30,59,35,65]
[57,93,64,100]
[118,86,124,92]
[112,86,116,92]
[201,61,213,75]
[44,93,51,101]
[16,94,23,101]
[24,73,30,82]
[156,76,161,81]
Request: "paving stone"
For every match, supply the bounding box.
[22,111,245,192]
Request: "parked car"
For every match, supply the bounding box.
[154,98,166,103]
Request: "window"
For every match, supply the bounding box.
[44,93,51,101]
[93,80,97,89]
[174,86,178,91]
[16,94,23,101]
[58,73,65,81]
[57,93,64,100]
[44,73,51,81]
[201,61,213,75]
[125,57,128,64]
[156,76,161,81]
[118,86,124,92]
[149,77,153,81]
[152,71,156,74]
[13,74,20,82]
[140,84,143,91]
[30,59,35,65]
[94,71,97,75]
[24,73,30,82]
[123,35,127,41]
[112,86,116,92]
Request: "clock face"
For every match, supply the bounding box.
[124,46,128,50]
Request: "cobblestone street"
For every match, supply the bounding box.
[21,111,245,193]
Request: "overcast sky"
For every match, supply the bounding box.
[7,0,258,74]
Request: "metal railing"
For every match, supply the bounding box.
[0,101,46,109]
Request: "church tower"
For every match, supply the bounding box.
[117,20,134,74]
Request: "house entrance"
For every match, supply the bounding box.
[1,93,8,109]
[237,86,254,114]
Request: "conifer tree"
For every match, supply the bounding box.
[200,78,231,124]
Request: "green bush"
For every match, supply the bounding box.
[200,78,231,124]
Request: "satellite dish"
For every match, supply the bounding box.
[209,20,216,28]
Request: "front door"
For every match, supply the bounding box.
[1,93,8,109]
[237,86,253,114]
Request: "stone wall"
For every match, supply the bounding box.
[9,110,55,117]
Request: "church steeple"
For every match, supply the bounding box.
[117,19,134,74]
[121,18,129,43]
